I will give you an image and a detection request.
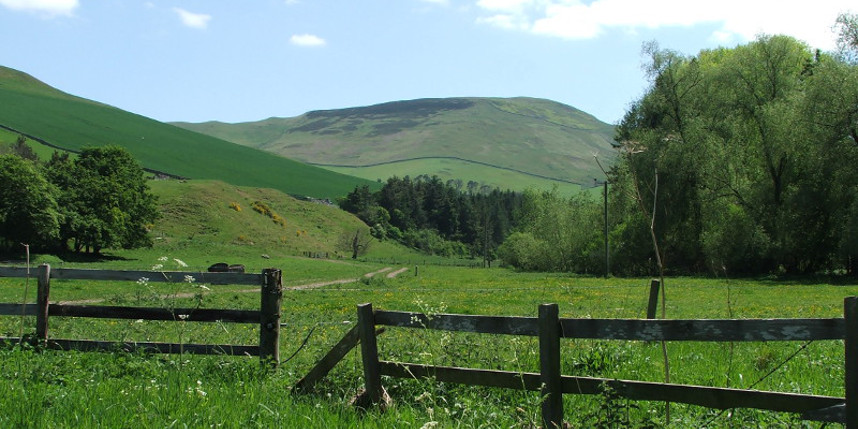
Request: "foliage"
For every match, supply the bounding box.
[340,175,523,261]
[498,188,602,272]
[43,146,159,254]
[610,35,858,275]
[0,155,60,252]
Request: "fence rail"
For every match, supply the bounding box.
[297,299,858,428]
[0,264,282,365]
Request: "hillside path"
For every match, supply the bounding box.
[57,266,407,305]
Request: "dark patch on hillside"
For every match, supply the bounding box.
[293,98,474,137]
[306,98,474,120]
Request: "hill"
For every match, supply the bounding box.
[174,97,617,193]
[0,66,376,199]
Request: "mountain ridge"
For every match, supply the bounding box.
[174,96,618,190]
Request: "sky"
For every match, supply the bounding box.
[0,0,854,125]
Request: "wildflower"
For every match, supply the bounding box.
[136,277,149,286]
[184,275,195,284]
[178,314,189,320]
[419,422,439,429]
[198,284,210,291]
[158,256,169,262]
[151,264,163,271]
[174,258,188,268]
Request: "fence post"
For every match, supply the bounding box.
[35,263,51,348]
[259,268,282,368]
[539,303,563,428]
[646,279,661,319]
[846,297,858,428]
[357,303,382,405]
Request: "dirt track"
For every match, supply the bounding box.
[58,266,407,305]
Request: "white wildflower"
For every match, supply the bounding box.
[184,275,195,284]
[178,314,189,320]
[158,256,169,262]
[198,284,210,291]
[136,277,149,286]
[151,264,163,271]
[174,258,188,268]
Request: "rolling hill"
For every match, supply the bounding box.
[0,65,376,199]
[174,97,618,193]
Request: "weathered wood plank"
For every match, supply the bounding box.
[646,279,661,319]
[259,268,282,367]
[559,318,845,341]
[577,377,844,414]
[0,266,31,277]
[378,361,541,390]
[377,361,844,415]
[539,304,563,428]
[358,303,383,405]
[36,264,51,346]
[373,310,539,336]
[49,268,264,285]
[44,338,259,356]
[0,303,36,316]
[801,404,845,423]
[844,297,858,427]
[293,325,361,392]
[49,304,259,323]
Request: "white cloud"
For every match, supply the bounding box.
[0,0,78,16]
[173,7,211,29]
[476,0,854,50]
[290,33,326,47]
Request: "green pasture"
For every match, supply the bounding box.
[0,66,375,199]
[324,157,587,195]
[2,259,856,427]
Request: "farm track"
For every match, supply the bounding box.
[57,266,406,305]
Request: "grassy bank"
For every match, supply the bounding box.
[2,262,856,427]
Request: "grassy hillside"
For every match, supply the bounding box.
[0,66,376,199]
[174,97,617,192]
[124,179,416,268]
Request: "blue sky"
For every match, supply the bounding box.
[1,0,853,124]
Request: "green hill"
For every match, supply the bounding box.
[174,97,617,193]
[0,66,376,199]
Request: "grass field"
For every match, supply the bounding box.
[0,66,376,199]
[323,157,587,195]
[2,259,856,427]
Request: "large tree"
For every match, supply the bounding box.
[44,146,159,254]
[0,155,60,252]
[612,35,858,275]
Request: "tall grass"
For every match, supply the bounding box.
[2,262,857,427]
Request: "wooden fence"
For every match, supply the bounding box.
[0,264,283,366]
[296,299,858,428]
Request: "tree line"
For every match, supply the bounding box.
[0,143,158,255]
[339,175,523,265]
[607,17,858,275]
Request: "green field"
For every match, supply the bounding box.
[1,262,855,427]
[324,157,587,195]
[0,66,376,199]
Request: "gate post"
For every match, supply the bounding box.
[845,297,858,428]
[357,303,382,405]
[539,303,563,428]
[35,264,51,348]
[259,268,282,367]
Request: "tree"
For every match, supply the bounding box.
[611,35,858,274]
[44,146,159,254]
[338,228,373,259]
[0,155,60,252]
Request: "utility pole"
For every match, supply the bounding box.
[603,180,609,278]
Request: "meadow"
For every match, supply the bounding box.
[2,255,856,428]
